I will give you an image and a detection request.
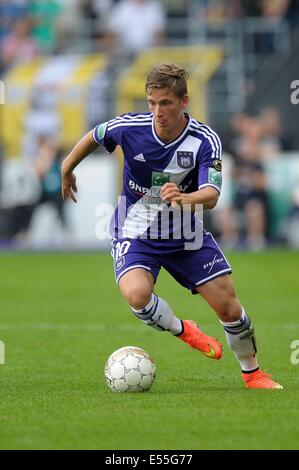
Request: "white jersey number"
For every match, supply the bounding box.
[113,241,131,260]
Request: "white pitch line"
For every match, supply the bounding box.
[0,322,144,332]
[0,322,298,332]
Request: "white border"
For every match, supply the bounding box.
[116,264,152,284]
[195,268,232,286]
[198,183,221,193]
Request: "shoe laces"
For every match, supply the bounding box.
[244,369,271,382]
[252,370,276,385]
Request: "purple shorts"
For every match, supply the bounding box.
[111,232,232,294]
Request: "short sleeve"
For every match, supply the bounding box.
[93,121,118,154]
[198,133,222,193]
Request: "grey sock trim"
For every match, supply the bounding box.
[223,315,252,336]
[130,293,158,320]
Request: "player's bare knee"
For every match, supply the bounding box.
[120,285,152,310]
[218,297,242,322]
[118,268,154,309]
[130,292,152,310]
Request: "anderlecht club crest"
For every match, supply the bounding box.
[177,151,194,169]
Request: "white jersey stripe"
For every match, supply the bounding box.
[190,124,220,160]
[109,117,152,125]
[108,121,152,131]
[190,120,222,159]
[190,126,219,160]
[109,114,152,125]
[191,119,221,148]
[201,124,222,156]
[199,124,222,158]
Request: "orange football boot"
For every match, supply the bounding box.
[177,320,222,359]
[242,369,283,389]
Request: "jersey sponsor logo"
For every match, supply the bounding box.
[203,255,224,274]
[142,195,164,205]
[97,122,108,140]
[128,179,150,194]
[128,179,164,204]
[213,159,222,171]
[151,172,170,187]
[177,151,194,168]
[208,167,222,189]
[133,153,146,162]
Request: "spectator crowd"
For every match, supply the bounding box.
[0,0,298,248]
[1,0,299,73]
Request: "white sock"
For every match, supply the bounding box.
[220,307,259,372]
[131,293,183,335]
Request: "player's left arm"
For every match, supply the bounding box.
[161,131,222,210]
[160,184,219,210]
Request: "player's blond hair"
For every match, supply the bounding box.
[145,63,189,99]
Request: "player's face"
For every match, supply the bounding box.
[147,88,189,137]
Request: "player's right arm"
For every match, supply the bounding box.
[61,130,99,203]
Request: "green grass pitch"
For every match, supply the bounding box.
[0,250,299,450]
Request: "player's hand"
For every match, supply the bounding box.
[61,170,78,203]
[160,182,182,208]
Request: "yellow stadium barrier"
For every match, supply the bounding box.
[58,54,107,149]
[117,45,223,121]
[1,59,45,158]
[1,54,106,158]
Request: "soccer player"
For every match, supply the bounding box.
[61,63,282,389]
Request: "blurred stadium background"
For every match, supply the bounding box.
[0,0,298,251]
[1,0,299,452]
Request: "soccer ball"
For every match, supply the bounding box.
[104,346,156,392]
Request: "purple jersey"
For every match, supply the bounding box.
[93,112,222,252]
